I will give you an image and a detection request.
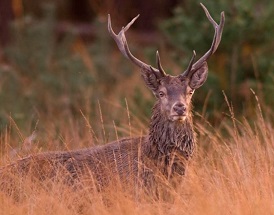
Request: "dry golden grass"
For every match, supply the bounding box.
[0,104,274,215]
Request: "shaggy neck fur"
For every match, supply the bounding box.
[145,101,196,176]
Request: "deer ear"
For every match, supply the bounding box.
[141,69,160,94]
[189,62,208,89]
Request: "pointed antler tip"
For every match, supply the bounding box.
[221,11,225,19]
[107,14,115,35]
[156,51,166,77]
[200,3,206,9]
[133,14,140,20]
[156,51,160,62]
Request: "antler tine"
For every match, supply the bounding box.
[156,51,167,77]
[181,50,196,77]
[108,14,158,72]
[181,4,225,78]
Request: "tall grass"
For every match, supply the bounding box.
[0,100,273,215]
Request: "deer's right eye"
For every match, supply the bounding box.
[158,91,165,97]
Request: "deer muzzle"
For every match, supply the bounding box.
[169,102,187,122]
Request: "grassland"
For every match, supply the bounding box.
[0,99,273,214]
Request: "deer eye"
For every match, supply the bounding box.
[158,91,165,97]
[189,89,194,95]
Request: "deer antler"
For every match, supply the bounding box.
[181,3,225,79]
[108,14,166,78]
[156,51,167,77]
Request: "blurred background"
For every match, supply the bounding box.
[0,0,274,149]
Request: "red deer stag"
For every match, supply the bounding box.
[0,4,225,192]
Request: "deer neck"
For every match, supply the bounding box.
[147,102,196,160]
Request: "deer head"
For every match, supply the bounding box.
[108,4,225,122]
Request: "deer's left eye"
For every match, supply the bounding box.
[189,89,194,95]
[158,91,165,97]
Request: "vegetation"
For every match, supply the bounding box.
[160,0,274,120]
[0,0,274,214]
[0,5,151,147]
[1,107,274,214]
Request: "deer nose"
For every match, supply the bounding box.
[173,103,186,116]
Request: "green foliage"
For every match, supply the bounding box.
[0,4,153,143]
[160,0,274,119]
[0,6,94,135]
[1,6,92,129]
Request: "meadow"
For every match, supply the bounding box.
[0,96,274,215]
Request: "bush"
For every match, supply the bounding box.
[160,0,274,120]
